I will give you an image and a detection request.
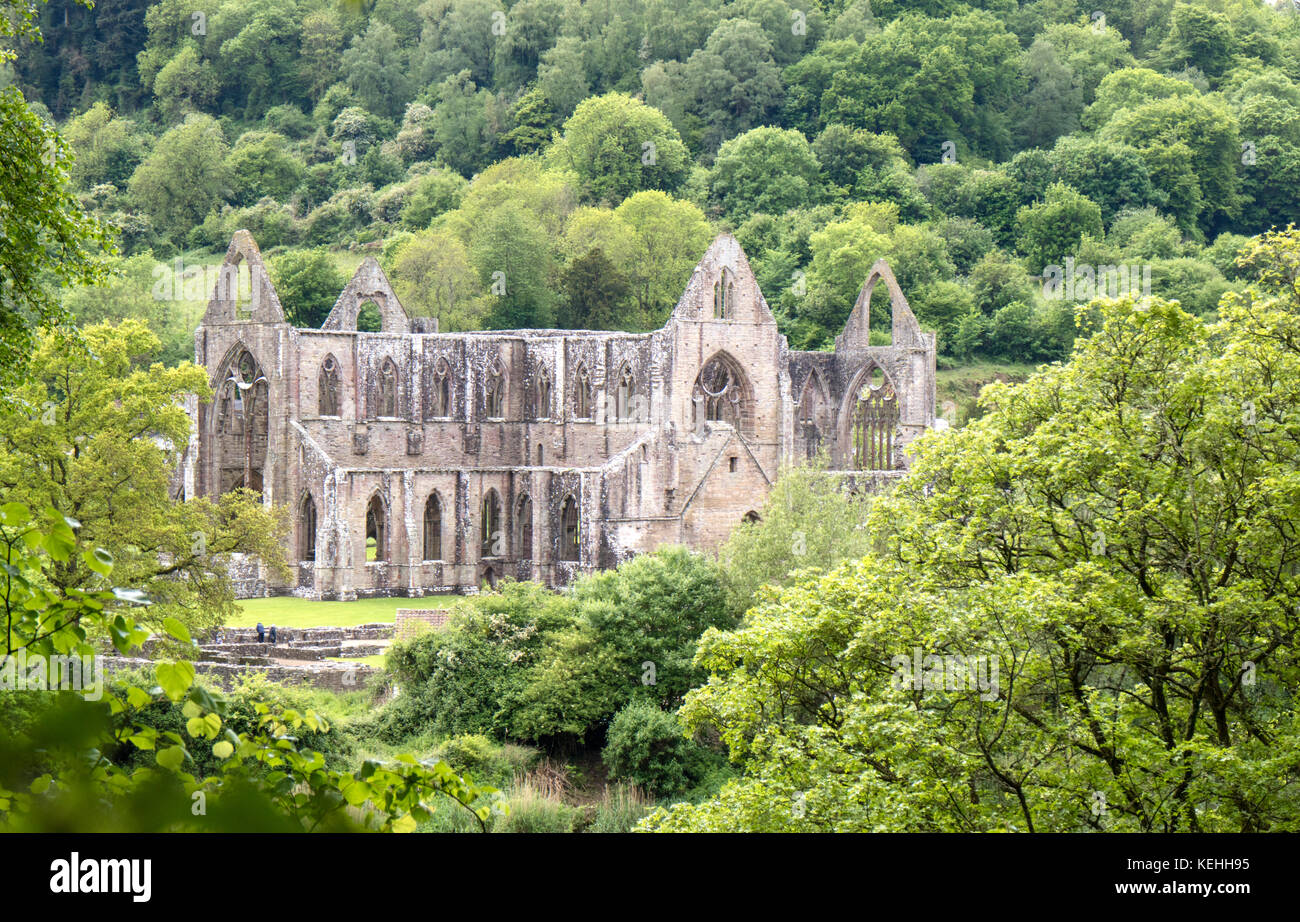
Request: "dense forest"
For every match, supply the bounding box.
[8,0,1299,364]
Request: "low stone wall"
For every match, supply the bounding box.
[395,609,451,640]
[210,624,393,644]
[102,656,375,692]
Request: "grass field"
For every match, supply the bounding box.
[231,596,449,629]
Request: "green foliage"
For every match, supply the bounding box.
[548,93,690,205]
[0,321,290,640]
[0,504,497,832]
[602,699,715,797]
[269,248,348,327]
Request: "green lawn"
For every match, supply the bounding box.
[327,654,388,669]
[231,596,449,629]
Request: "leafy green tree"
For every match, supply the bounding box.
[128,114,232,240]
[710,126,821,222]
[61,103,148,190]
[388,229,489,331]
[716,459,875,616]
[0,509,495,831]
[342,19,412,121]
[0,12,113,385]
[1099,93,1242,234]
[153,43,218,124]
[226,131,305,207]
[1015,182,1104,272]
[268,248,347,328]
[602,699,715,796]
[560,248,632,330]
[471,201,557,328]
[822,11,1025,161]
[0,320,288,638]
[547,93,690,206]
[613,191,713,326]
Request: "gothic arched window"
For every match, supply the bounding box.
[319,355,340,416]
[614,364,635,421]
[423,492,442,560]
[692,354,746,430]
[300,494,317,562]
[485,360,505,418]
[515,494,533,559]
[366,495,387,562]
[852,365,900,471]
[574,363,592,419]
[430,357,452,418]
[559,495,580,561]
[535,366,552,419]
[481,489,502,556]
[378,358,399,418]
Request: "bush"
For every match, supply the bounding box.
[602,699,714,797]
[432,734,539,787]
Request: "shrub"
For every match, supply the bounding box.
[602,699,714,797]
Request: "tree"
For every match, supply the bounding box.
[560,248,632,330]
[0,320,289,638]
[716,460,875,616]
[612,191,713,327]
[226,131,305,207]
[342,19,412,121]
[0,4,113,386]
[0,509,495,831]
[470,201,557,329]
[62,103,148,190]
[128,114,231,240]
[710,127,821,222]
[1015,182,1104,273]
[822,11,1025,162]
[388,229,488,331]
[152,43,218,124]
[268,248,347,328]
[547,93,690,206]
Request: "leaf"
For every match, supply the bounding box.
[391,813,417,833]
[83,546,113,576]
[156,661,196,701]
[212,741,234,759]
[156,745,186,771]
[162,617,191,644]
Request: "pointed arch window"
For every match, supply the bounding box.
[852,366,900,471]
[377,358,399,418]
[574,363,592,419]
[559,495,580,562]
[430,357,452,418]
[300,494,317,562]
[423,492,443,561]
[365,495,387,562]
[485,360,505,418]
[614,364,635,421]
[515,494,533,559]
[712,278,723,319]
[481,489,502,556]
[319,355,341,416]
[535,366,552,419]
[692,354,746,430]
[724,276,735,320]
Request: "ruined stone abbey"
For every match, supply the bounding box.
[184,230,936,599]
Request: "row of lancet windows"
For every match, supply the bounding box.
[298,492,580,563]
[316,354,640,422]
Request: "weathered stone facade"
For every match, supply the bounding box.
[186,229,936,599]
